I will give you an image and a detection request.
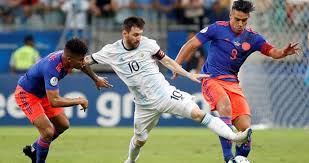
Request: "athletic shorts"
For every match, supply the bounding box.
[201,78,251,121]
[15,85,64,123]
[133,89,198,141]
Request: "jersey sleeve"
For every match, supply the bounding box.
[152,50,166,60]
[253,34,274,56]
[42,63,60,91]
[145,38,165,60]
[196,23,217,44]
[91,46,110,64]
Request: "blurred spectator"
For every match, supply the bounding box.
[90,0,118,29]
[9,35,41,73]
[0,0,23,25]
[177,0,204,27]
[155,0,177,22]
[115,0,134,24]
[204,0,229,24]
[135,0,157,23]
[90,0,117,18]
[61,0,90,42]
[40,0,65,26]
[17,0,43,28]
[183,31,205,73]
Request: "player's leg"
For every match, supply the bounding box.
[32,115,55,163]
[125,106,161,163]
[49,113,70,141]
[165,89,249,142]
[226,84,252,159]
[43,97,69,141]
[234,115,252,157]
[202,79,234,162]
[15,86,53,163]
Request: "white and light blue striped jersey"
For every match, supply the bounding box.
[92,36,176,106]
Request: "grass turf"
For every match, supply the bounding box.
[0,127,308,163]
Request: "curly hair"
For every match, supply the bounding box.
[232,0,254,14]
[65,38,88,57]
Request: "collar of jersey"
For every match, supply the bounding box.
[122,40,137,51]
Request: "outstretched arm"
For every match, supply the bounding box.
[172,36,202,79]
[159,54,208,83]
[82,55,113,89]
[268,43,300,59]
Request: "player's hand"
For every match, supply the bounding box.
[95,76,113,90]
[78,97,88,112]
[283,42,300,56]
[171,71,178,80]
[188,73,210,83]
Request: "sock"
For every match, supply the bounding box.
[201,113,237,140]
[32,129,59,150]
[36,137,51,163]
[235,137,251,157]
[218,116,234,162]
[127,136,141,162]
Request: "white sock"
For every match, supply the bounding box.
[201,113,236,140]
[127,136,140,161]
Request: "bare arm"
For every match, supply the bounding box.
[160,55,208,83]
[46,89,88,109]
[81,65,100,82]
[83,55,113,89]
[268,43,300,59]
[175,36,202,65]
[172,36,202,79]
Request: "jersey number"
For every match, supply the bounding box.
[128,61,140,73]
[230,49,238,60]
[171,90,183,101]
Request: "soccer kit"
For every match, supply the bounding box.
[196,21,273,120]
[15,50,69,123]
[92,36,197,141]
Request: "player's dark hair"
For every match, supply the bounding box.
[123,16,145,32]
[232,0,254,14]
[64,38,88,57]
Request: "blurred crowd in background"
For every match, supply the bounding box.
[0,0,308,77]
[0,0,231,30]
[0,0,308,30]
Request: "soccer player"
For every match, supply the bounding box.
[172,0,300,162]
[84,16,252,163]
[15,38,112,163]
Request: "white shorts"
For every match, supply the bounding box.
[133,89,198,141]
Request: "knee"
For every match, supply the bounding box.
[42,127,55,141]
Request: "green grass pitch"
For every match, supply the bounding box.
[0,127,308,163]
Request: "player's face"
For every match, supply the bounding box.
[230,10,249,34]
[68,55,85,69]
[123,26,143,49]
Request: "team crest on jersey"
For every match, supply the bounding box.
[50,77,58,86]
[200,27,208,33]
[140,53,144,58]
[242,42,251,51]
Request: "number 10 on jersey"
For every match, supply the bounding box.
[128,61,140,73]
